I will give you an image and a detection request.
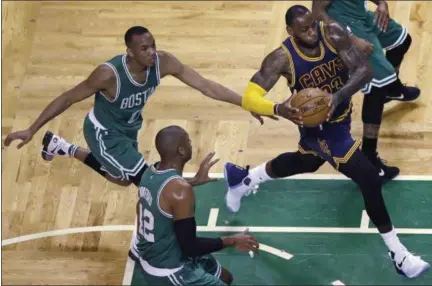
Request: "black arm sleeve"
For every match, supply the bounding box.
[173,217,224,258]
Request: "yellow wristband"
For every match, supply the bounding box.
[241,82,275,116]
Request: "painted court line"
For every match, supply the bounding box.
[259,243,294,260]
[360,210,370,230]
[183,172,432,181]
[207,208,219,227]
[122,218,137,285]
[195,226,432,234]
[4,225,432,246]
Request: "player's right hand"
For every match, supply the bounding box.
[277,90,303,126]
[4,129,33,149]
[250,112,279,125]
[231,228,259,253]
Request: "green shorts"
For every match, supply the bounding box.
[83,112,146,181]
[133,255,226,286]
[330,11,408,94]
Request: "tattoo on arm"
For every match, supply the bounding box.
[326,22,373,103]
[250,48,289,92]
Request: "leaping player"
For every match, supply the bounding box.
[224,5,429,279]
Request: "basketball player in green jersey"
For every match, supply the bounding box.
[3,26,299,187]
[312,0,419,181]
[130,125,258,285]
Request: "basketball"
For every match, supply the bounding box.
[290,88,332,127]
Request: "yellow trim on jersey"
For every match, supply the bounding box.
[329,101,353,123]
[320,21,338,54]
[280,44,296,88]
[289,37,325,62]
[298,144,319,157]
[333,139,362,170]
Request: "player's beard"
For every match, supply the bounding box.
[299,38,319,49]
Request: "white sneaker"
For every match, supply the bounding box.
[223,162,256,213]
[41,131,72,161]
[389,250,430,278]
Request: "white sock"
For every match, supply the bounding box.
[380,227,407,255]
[247,162,273,186]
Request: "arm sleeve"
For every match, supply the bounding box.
[173,217,224,258]
[241,82,277,116]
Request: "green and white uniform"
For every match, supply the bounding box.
[327,0,408,94]
[129,165,225,285]
[83,54,160,180]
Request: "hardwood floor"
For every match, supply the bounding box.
[2,1,431,284]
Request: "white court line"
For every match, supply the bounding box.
[3,225,432,246]
[182,172,432,181]
[360,210,370,230]
[207,208,219,227]
[195,226,432,234]
[122,219,137,286]
[332,280,346,285]
[259,243,294,260]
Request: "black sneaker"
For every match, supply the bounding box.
[385,85,420,103]
[368,153,400,184]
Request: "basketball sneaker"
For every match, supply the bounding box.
[389,250,430,278]
[368,152,400,184]
[224,162,256,213]
[41,131,76,161]
[385,85,420,103]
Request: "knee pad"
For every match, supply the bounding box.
[130,163,149,186]
[270,151,324,177]
[386,33,412,68]
[362,86,386,125]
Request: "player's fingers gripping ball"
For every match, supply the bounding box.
[289,88,332,127]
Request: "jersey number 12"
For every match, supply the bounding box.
[137,202,155,242]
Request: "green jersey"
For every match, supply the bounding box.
[132,164,185,270]
[327,0,368,20]
[93,54,160,134]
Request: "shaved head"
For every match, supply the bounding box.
[155,125,192,162]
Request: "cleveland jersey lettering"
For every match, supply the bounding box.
[281,21,352,124]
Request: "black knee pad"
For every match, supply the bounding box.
[386,33,412,68]
[83,153,106,177]
[270,151,325,178]
[362,86,386,125]
[339,150,381,192]
[130,163,149,186]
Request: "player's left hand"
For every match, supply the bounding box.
[374,1,389,32]
[250,112,279,125]
[189,152,220,186]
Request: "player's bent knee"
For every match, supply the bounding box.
[130,163,149,186]
[270,152,324,177]
[386,33,412,68]
[104,174,132,186]
[220,268,233,285]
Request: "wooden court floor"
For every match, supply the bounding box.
[1,1,432,284]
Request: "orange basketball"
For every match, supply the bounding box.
[290,88,332,127]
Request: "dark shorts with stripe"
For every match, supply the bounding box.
[83,113,146,181]
[329,11,407,94]
[298,119,361,169]
[131,253,225,286]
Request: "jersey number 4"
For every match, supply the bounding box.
[137,203,155,242]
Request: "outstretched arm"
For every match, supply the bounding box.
[326,22,373,105]
[4,65,115,148]
[165,179,258,258]
[158,51,242,106]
